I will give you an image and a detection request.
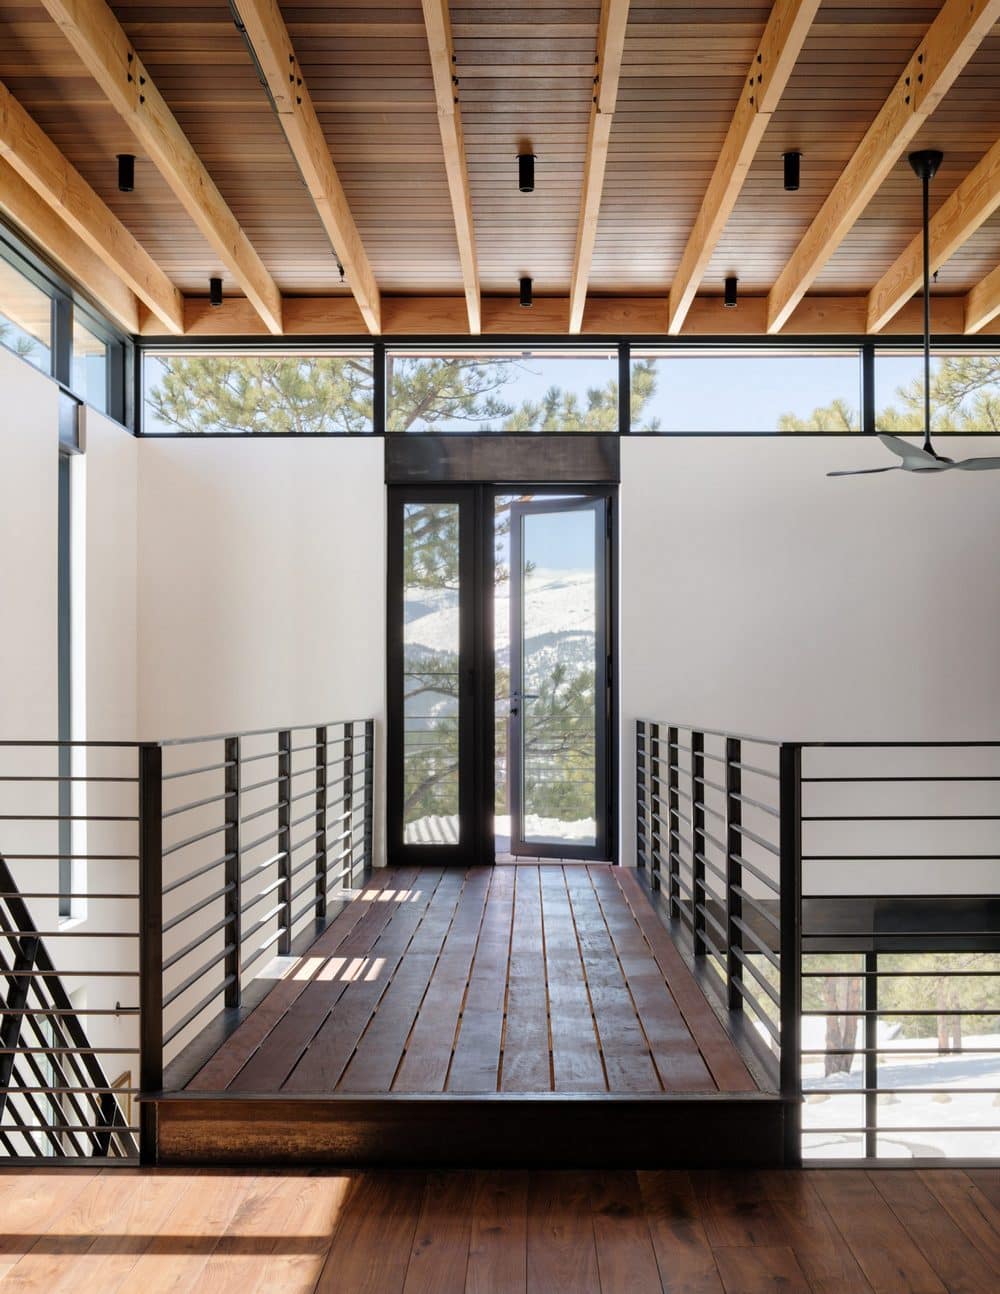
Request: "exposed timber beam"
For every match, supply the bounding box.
[868,138,1000,333]
[421,0,480,335]
[965,262,1000,334]
[667,0,821,336]
[233,0,381,335]
[767,0,1000,334]
[568,0,631,335]
[38,0,283,334]
[0,80,182,334]
[150,292,1000,339]
[0,159,139,333]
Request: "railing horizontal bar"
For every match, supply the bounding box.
[733,791,781,818]
[0,775,138,783]
[0,1006,139,1016]
[162,821,231,857]
[730,979,781,1041]
[0,1085,140,1095]
[700,827,727,857]
[288,851,322,881]
[289,869,322,906]
[0,814,137,822]
[162,881,235,934]
[732,853,780,893]
[0,1047,137,1055]
[240,928,284,974]
[241,874,284,911]
[161,915,234,971]
[288,769,322,788]
[694,850,727,885]
[804,928,1000,938]
[698,775,727,795]
[803,814,1000,823]
[801,969,1000,978]
[0,1122,141,1134]
[700,931,727,964]
[240,904,285,944]
[0,740,141,747]
[736,825,781,857]
[1,854,139,861]
[802,854,1000,861]
[240,773,281,797]
[800,740,1000,749]
[236,750,281,768]
[802,775,1000,783]
[801,1008,997,1017]
[290,829,322,855]
[731,761,779,781]
[288,807,317,831]
[0,929,138,938]
[158,720,366,747]
[240,799,283,826]
[731,885,780,931]
[654,725,783,747]
[241,827,282,855]
[163,944,235,1008]
[161,851,234,896]
[804,1087,1000,1095]
[0,969,140,978]
[163,978,234,1047]
[695,901,727,943]
[0,891,138,901]
[737,951,782,1007]
[692,798,725,825]
[162,791,229,819]
[733,918,781,969]
[289,898,319,927]
[162,760,233,782]
[804,1047,1000,1056]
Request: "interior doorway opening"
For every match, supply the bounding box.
[387,484,615,867]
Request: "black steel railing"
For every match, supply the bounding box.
[636,722,1000,1166]
[0,718,375,1164]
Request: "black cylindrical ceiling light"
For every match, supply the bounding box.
[117,153,135,193]
[782,150,801,192]
[209,276,223,307]
[724,275,738,308]
[517,152,535,193]
[519,276,533,308]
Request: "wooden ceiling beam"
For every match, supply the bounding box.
[38,0,283,335]
[767,0,1000,335]
[144,293,1000,340]
[0,80,182,335]
[868,138,1000,333]
[667,0,821,336]
[421,0,480,335]
[0,158,139,333]
[965,262,1000,334]
[568,0,630,335]
[233,0,381,335]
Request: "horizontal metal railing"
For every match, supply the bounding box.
[0,719,375,1164]
[636,722,1000,1166]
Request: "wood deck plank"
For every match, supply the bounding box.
[448,870,515,1093]
[539,867,606,1093]
[499,868,551,1093]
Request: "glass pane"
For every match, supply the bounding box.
[0,258,51,374]
[71,317,109,412]
[387,349,618,432]
[402,502,460,844]
[142,351,374,433]
[518,506,597,847]
[876,350,1000,432]
[631,349,862,432]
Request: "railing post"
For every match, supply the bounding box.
[691,729,706,957]
[667,725,680,921]
[315,726,328,920]
[277,729,292,955]
[648,723,661,889]
[223,736,241,1008]
[138,742,163,1165]
[343,724,355,886]
[865,951,878,1160]
[779,741,803,1167]
[726,736,743,1013]
[363,719,375,877]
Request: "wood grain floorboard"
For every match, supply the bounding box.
[2,1168,1000,1293]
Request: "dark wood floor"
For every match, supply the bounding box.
[189,865,756,1096]
[1,1166,998,1292]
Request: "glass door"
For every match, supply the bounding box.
[507,496,608,860]
[386,489,483,865]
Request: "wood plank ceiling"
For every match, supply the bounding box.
[0,0,997,336]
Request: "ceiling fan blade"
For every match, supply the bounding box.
[878,433,940,464]
[955,457,1000,471]
[827,466,900,477]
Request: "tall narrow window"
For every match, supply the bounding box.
[57,451,72,917]
[0,256,52,375]
[71,316,110,414]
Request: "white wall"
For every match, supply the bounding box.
[620,435,1000,894]
[0,346,58,738]
[136,436,386,859]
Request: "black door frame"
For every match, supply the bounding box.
[387,482,617,866]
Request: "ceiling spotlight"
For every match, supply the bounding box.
[117,153,135,193]
[724,275,738,309]
[209,277,223,308]
[519,276,533,308]
[782,150,801,192]
[517,152,535,193]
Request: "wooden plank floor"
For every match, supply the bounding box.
[187,865,756,1097]
[1,1166,998,1293]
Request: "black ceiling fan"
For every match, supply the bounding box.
[830,149,1000,477]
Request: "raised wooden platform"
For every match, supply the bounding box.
[151,865,787,1166]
